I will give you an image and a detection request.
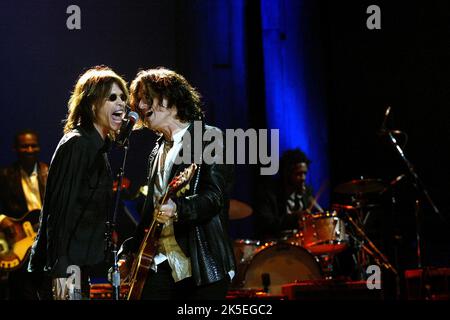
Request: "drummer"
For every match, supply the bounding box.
[254,148,322,240]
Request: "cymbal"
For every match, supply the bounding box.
[331,203,357,211]
[229,199,253,220]
[331,203,380,211]
[334,178,386,195]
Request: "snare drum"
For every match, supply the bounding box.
[300,211,348,255]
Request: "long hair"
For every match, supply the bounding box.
[129,67,203,128]
[63,66,129,134]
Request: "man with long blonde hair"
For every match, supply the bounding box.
[28,66,129,299]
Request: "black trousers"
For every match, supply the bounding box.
[8,267,38,300]
[140,260,229,300]
[8,266,52,300]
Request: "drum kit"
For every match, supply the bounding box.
[230,178,398,296]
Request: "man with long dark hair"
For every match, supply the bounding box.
[121,67,235,300]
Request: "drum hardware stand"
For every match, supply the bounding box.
[414,200,422,268]
[261,273,271,293]
[362,209,372,226]
[317,254,336,280]
[346,215,398,275]
[347,199,375,280]
[348,232,369,280]
[350,194,370,227]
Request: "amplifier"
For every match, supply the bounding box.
[404,267,450,300]
[90,283,130,300]
[282,279,383,300]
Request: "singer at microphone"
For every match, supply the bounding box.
[28,66,130,300]
[116,111,139,146]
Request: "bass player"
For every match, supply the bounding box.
[0,129,49,299]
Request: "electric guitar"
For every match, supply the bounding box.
[125,164,197,300]
[0,210,40,271]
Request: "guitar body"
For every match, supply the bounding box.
[0,210,40,271]
[126,221,163,300]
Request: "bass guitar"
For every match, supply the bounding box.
[0,210,40,271]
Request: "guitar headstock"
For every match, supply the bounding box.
[167,164,197,197]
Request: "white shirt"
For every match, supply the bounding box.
[20,164,42,212]
[152,124,192,281]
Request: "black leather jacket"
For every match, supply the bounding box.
[123,122,236,286]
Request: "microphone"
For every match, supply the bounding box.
[378,106,391,135]
[116,111,139,146]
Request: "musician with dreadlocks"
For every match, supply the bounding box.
[254,148,323,240]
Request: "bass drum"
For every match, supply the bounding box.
[234,243,323,295]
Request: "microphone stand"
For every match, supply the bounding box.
[385,131,445,268]
[106,139,130,300]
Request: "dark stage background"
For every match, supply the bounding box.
[0,0,449,273]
